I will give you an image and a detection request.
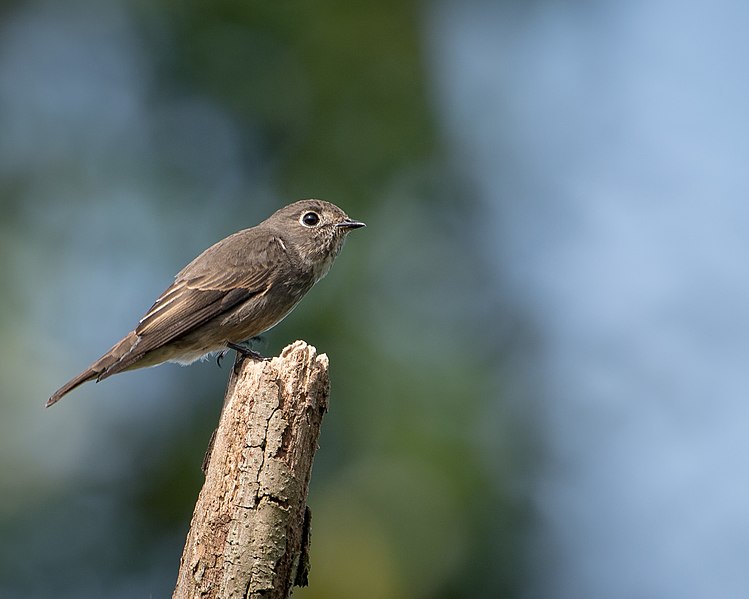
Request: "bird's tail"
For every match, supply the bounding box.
[46,369,99,407]
[46,331,142,407]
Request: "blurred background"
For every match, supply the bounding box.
[1,0,748,597]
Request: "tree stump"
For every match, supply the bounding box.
[173,340,330,599]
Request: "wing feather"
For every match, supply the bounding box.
[120,231,288,364]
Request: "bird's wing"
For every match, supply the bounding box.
[131,231,288,355]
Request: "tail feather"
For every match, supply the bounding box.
[46,331,142,407]
[46,369,99,407]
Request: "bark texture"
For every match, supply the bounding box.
[173,340,329,599]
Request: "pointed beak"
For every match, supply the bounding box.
[336,219,366,230]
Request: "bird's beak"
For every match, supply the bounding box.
[336,219,366,230]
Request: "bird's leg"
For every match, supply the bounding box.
[226,341,270,361]
[227,341,269,374]
[216,350,228,368]
[227,341,267,361]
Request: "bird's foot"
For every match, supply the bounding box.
[227,341,269,374]
[227,341,267,361]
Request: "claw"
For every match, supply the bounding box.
[227,341,270,374]
[216,350,227,368]
[227,341,267,361]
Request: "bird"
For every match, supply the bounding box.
[46,199,365,407]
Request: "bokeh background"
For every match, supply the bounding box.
[2,0,748,597]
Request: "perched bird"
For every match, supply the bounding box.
[47,199,365,407]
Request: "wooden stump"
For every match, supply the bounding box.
[173,340,329,599]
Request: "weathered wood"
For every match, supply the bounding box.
[173,340,329,599]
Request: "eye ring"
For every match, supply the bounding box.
[300,211,320,227]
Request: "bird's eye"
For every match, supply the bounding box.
[301,211,320,227]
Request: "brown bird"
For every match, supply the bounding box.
[47,199,365,407]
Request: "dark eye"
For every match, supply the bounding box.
[301,211,320,227]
